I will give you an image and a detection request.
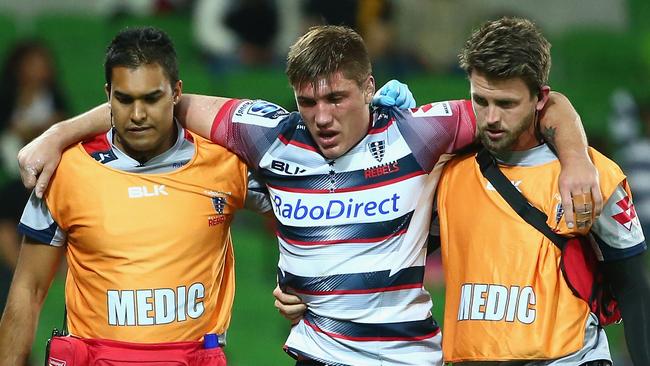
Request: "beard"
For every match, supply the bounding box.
[478,109,536,153]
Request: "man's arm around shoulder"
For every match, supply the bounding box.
[18,104,112,197]
[175,94,232,140]
[539,91,603,229]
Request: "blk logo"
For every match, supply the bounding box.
[91,150,117,164]
[487,180,522,192]
[128,185,169,198]
[271,160,306,175]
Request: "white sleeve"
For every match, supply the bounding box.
[17,191,67,246]
[591,184,646,261]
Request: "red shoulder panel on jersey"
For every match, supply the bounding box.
[82,133,111,154]
[183,128,194,142]
[211,99,239,142]
[368,117,395,135]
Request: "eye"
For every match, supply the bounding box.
[497,100,516,109]
[297,99,316,107]
[473,96,488,107]
[144,95,161,104]
[115,95,133,104]
[329,95,343,104]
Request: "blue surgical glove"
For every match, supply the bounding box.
[372,79,416,109]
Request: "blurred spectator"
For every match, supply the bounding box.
[300,0,427,78]
[0,39,69,325]
[0,39,69,178]
[609,89,650,235]
[193,0,281,72]
[100,0,193,17]
[301,0,391,61]
[301,0,358,29]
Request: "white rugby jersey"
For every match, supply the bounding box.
[211,99,476,365]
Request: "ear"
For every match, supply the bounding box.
[364,76,375,104]
[172,79,183,105]
[104,83,111,103]
[535,85,551,111]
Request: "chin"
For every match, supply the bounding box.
[318,145,337,159]
[481,136,510,153]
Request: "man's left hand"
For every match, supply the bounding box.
[559,155,603,230]
[372,80,416,109]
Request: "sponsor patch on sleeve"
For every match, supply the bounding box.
[409,102,452,118]
[231,100,289,128]
[592,185,645,250]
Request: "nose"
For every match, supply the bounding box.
[314,102,333,128]
[485,104,500,125]
[131,100,147,123]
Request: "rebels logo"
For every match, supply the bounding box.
[364,162,400,179]
[208,216,226,226]
[212,196,227,214]
[368,140,386,162]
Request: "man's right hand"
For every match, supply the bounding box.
[18,129,64,198]
[273,285,307,325]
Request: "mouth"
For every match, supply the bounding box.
[317,131,338,148]
[126,126,153,134]
[484,129,506,140]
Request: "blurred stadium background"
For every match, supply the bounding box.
[0,0,648,364]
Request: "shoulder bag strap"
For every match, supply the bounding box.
[475,148,568,249]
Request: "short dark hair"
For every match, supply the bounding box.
[459,17,551,96]
[286,25,371,89]
[104,27,179,89]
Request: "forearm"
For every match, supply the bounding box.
[43,104,111,149]
[605,253,650,365]
[621,295,650,366]
[175,94,232,140]
[0,223,20,269]
[0,286,46,366]
[538,92,589,161]
[0,242,63,365]
[539,92,603,227]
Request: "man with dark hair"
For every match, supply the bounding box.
[434,17,649,365]
[0,27,247,365]
[16,25,600,365]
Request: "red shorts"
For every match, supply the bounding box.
[46,336,226,366]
